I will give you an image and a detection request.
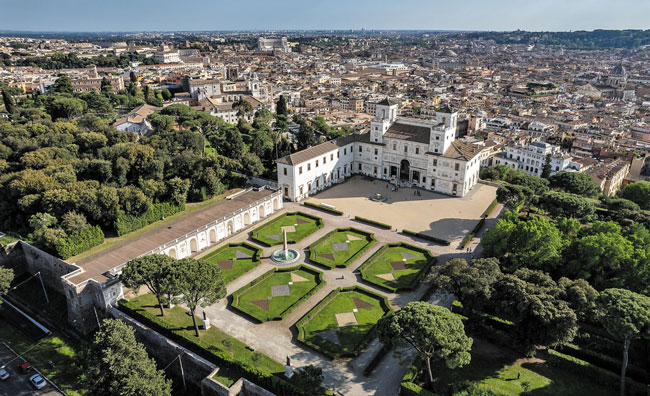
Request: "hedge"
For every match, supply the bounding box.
[401,229,450,246]
[117,299,307,396]
[546,349,648,396]
[231,265,325,322]
[114,202,185,236]
[295,286,392,358]
[484,198,499,217]
[308,227,376,268]
[363,345,390,376]
[303,201,344,215]
[458,218,486,249]
[556,343,647,384]
[54,225,104,259]
[400,357,440,396]
[354,216,392,230]
[358,242,436,292]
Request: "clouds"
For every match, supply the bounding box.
[0,0,648,31]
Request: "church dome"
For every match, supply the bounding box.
[611,64,626,76]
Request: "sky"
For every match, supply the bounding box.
[1,0,649,32]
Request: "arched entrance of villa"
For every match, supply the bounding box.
[400,159,410,182]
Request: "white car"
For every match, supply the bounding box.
[0,367,9,380]
[29,373,46,389]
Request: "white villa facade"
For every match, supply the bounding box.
[277,100,486,200]
[494,141,573,177]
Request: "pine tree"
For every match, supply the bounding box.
[276,94,288,115]
[1,89,16,114]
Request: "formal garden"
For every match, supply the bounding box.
[296,286,392,358]
[251,211,323,246]
[231,265,325,322]
[359,242,435,292]
[199,242,262,283]
[119,294,286,387]
[308,227,376,269]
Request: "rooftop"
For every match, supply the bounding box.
[68,188,275,285]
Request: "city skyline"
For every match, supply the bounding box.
[1,0,650,32]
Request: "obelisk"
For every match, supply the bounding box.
[283,228,288,259]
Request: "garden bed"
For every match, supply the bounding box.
[295,286,392,358]
[359,242,435,292]
[231,265,324,322]
[251,211,323,247]
[200,242,262,283]
[308,227,376,269]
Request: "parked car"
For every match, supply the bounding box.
[19,362,33,373]
[0,367,9,380]
[29,374,46,389]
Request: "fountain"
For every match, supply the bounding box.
[271,228,300,264]
[369,193,387,202]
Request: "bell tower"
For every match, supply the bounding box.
[370,98,398,144]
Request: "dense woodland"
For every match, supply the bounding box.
[463,29,650,49]
[0,76,319,257]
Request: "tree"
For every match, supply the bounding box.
[0,267,14,299]
[276,94,289,115]
[177,258,225,337]
[222,127,246,158]
[492,273,578,355]
[60,211,89,234]
[549,171,601,198]
[539,191,595,219]
[121,254,180,316]
[296,120,318,150]
[496,183,534,209]
[53,74,73,94]
[541,154,552,179]
[2,89,16,114]
[428,257,502,314]
[48,96,86,120]
[100,77,112,94]
[86,319,172,396]
[377,302,472,385]
[558,277,599,321]
[29,212,58,231]
[620,181,650,210]
[240,152,265,176]
[598,289,650,396]
[293,365,324,389]
[130,71,137,83]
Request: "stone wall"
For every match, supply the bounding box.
[110,308,217,390]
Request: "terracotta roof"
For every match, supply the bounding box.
[377,97,398,106]
[443,140,483,161]
[114,104,161,125]
[277,133,368,166]
[383,121,430,144]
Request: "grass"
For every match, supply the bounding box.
[359,243,433,292]
[232,267,321,322]
[308,228,376,269]
[199,243,262,284]
[422,338,612,396]
[298,288,391,357]
[67,189,241,263]
[0,321,87,396]
[129,293,284,386]
[251,211,322,246]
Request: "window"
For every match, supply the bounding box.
[359,146,362,153]
[374,148,378,155]
[316,160,319,167]
[337,152,339,158]
[393,143,397,150]
[404,145,408,153]
[331,154,334,161]
[323,156,326,164]
[299,166,303,175]
[374,167,377,174]
[436,136,440,140]
[415,147,420,155]
[358,164,362,171]
[454,163,459,171]
[307,163,311,171]
[433,159,437,166]
[283,168,287,176]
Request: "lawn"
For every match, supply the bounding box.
[251,211,322,246]
[297,287,391,358]
[308,227,376,269]
[126,293,284,386]
[0,321,87,396]
[359,243,434,292]
[421,338,612,396]
[199,243,262,284]
[231,266,324,322]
